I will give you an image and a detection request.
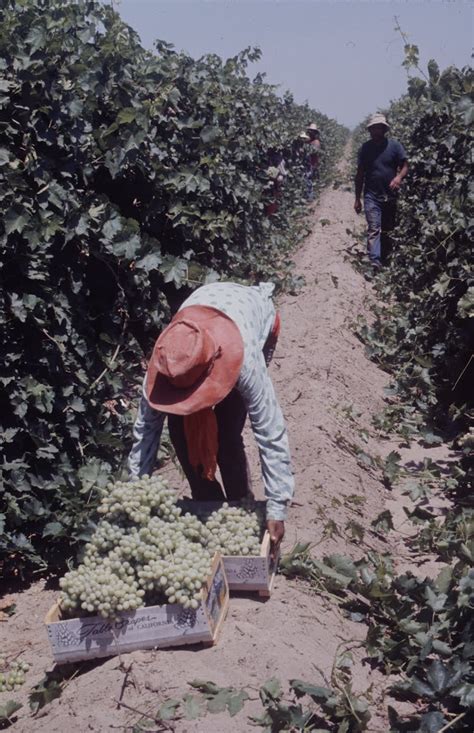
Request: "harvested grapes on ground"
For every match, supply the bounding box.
[0,658,30,693]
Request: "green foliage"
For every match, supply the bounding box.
[348,63,473,728]
[371,510,394,536]
[28,672,63,716]
[0,700,22,729]
[131,680,249,729]
[350,76,473,726]
[130,676,371,732]
[188,679,249,717]
[251,675,371,732]
[280,463,474,729]
[0,0,347,572]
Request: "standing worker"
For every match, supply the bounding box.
[265,148,287,216]
[306,122,322,199]
[128,281,294,558]
[296,131,311,199]
[354,113,409,269]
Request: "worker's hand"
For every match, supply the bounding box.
[354,198,362,214]
[389,175,402,191]
[267,519,285,562]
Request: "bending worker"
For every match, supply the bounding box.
[128,281,294,558]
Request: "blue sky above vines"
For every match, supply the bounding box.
[115,0,472,129]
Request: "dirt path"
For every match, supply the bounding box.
[3,145,419,732]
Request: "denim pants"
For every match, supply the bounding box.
[364,195,397,265]
[305,169,314,201]
[167,316,280,502]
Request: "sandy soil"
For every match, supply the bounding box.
[1,145,444,732]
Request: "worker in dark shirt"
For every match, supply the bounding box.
[354,113,409,269]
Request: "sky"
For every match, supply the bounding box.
[114,0,473,129]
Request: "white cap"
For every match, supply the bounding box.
[367,113,389,129]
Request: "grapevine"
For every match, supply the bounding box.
[0,0,347,575]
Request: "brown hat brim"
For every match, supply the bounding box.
[146,305,244,415]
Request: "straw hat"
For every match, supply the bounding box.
[146,306,244,415]
[307,123,320,132]
[367,113,389,130]
[298,132,310,141]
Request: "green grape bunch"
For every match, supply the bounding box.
[97,476,181,525]
[206,503,263,556]
[0,658,30,693]
[137,540,211,609]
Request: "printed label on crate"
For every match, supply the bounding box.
[48,603,210,659]
[205,561,226,631]
[223,556,269,585]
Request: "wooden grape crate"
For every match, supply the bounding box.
[44,554,228,664]
[222,530,278,597]
[179,500,278,597]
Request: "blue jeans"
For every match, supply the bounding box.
[305,167,320,201]
[305,170,314,200]
[364,195,397,265]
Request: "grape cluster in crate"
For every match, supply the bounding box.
[59,475,264,619]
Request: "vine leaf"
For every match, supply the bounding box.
[29,672,63,714]
[0,700,22,724]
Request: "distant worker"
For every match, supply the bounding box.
[304,122,322,201]
[265,148,287,216]
[307,123,322,179]
[354,113,409,269]
[295,131,310,199]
